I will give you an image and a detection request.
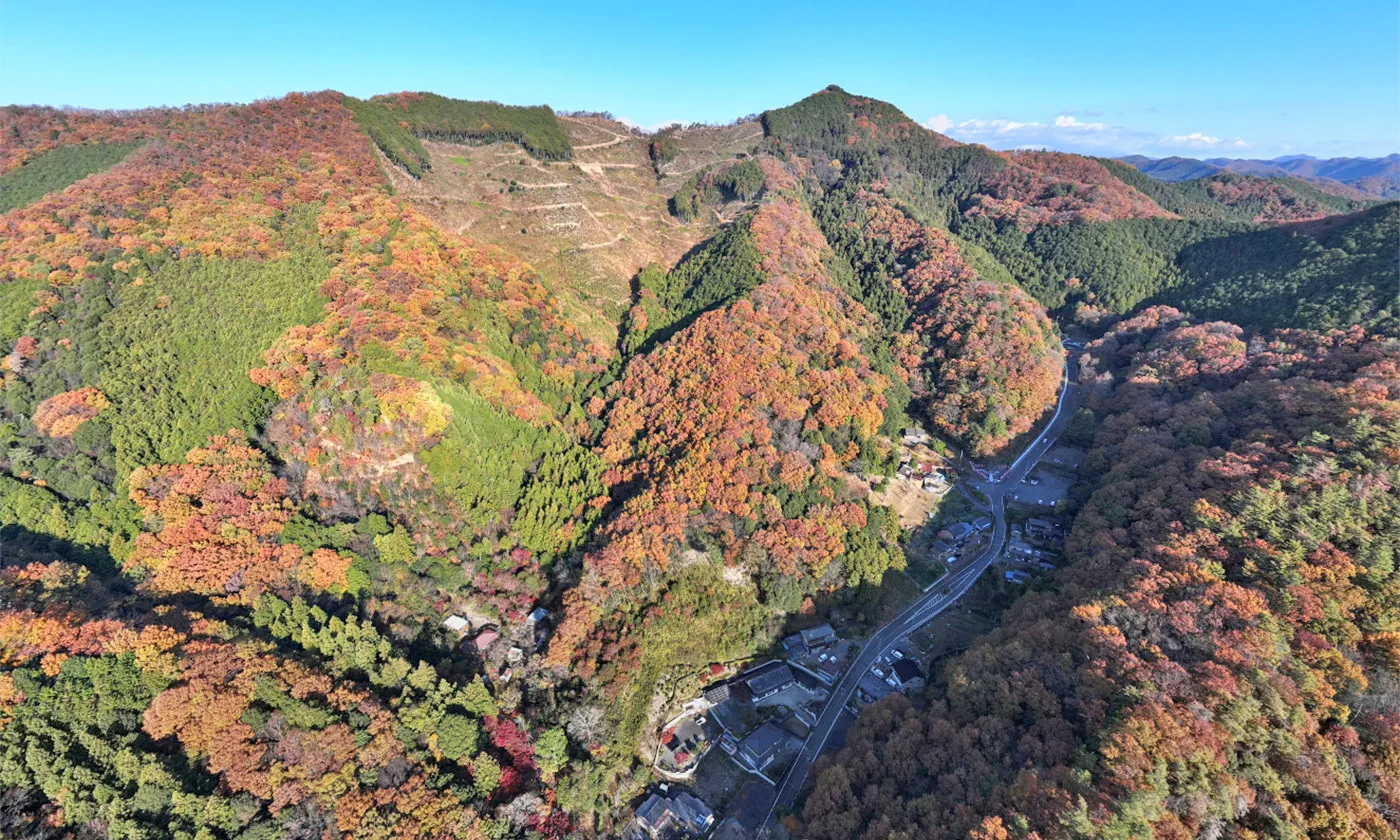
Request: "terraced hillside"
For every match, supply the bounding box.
[384,116,765,344]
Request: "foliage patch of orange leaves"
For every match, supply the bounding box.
[969,150,1175,228]
[32,387,109,437]
[126,430,351,597]
[855,193,1064,455]
[549,190,888,673]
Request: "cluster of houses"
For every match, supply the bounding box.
[439,607,550,683]
[898,427,952,497]
[637,625,852,837]
[629,787,715,840]
[928,515,992,564]
[708,654,825,777]
[1004,515,1067,584]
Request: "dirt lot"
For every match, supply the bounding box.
[692,747,752,810]
[869,475,944,527]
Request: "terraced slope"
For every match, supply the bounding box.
[384,116,765,344]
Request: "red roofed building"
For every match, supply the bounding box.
[474,627,500,651]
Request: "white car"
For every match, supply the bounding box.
[871,667,885,679]
[891,650,904,659]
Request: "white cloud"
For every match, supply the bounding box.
[928,111,1253,158]
[925,114,953,133]
[1168,132,1222,147]
[1054,115,1108,131]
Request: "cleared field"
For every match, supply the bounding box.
[385,118,765,346]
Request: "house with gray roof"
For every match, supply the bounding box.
[737,721,787,771]
[738,660,794,701]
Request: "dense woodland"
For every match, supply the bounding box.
[801,308,1400,839]
[0,84,1393,839]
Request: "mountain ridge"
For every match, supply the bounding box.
[1120,151,1400,198]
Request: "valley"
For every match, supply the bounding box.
[0,82,1393,840]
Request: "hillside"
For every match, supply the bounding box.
[0,84,1394,840]
[373,114,745,345]
[800,308,1400,840]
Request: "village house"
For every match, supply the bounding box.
[635,789,714,838]
[938,522,974,544]
[472,626,500,651]
[738,660,795,701]
[1026,517,1059,539]
[890,658,926,692]
[737,721,787,772]
[780,633,808,658]
[902,427,930,445]
[798,624,837,650]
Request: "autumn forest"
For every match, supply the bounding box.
[0,82,1394,840]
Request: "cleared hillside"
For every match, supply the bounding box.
[377,116,764,345]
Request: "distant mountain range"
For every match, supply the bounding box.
[1118,153,1400,198]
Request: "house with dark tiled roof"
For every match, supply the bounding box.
[738,660,794,701]
[737,721,787,771]
[799,624,837,649]
[891,658,925,691]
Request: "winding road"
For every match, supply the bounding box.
[757,350,1081,831]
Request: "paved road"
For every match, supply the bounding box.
[758,352,1081,831]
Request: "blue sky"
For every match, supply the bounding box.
[2,0,1396,159]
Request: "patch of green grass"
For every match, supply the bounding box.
[0,142,141,213]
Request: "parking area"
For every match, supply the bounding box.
[657,713,721,775]
[1007,468,1072,509]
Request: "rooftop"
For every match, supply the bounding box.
[739,660,795,698]
[738,721,787,765]
[725,780,777,832]
[892,658,924,685]
[857,672,896,703]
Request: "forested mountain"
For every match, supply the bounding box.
[0,84,1394,839]
[801,308,1400,840]
[1121,152,1400,199]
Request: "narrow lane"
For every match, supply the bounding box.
[759,352,1080,829]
